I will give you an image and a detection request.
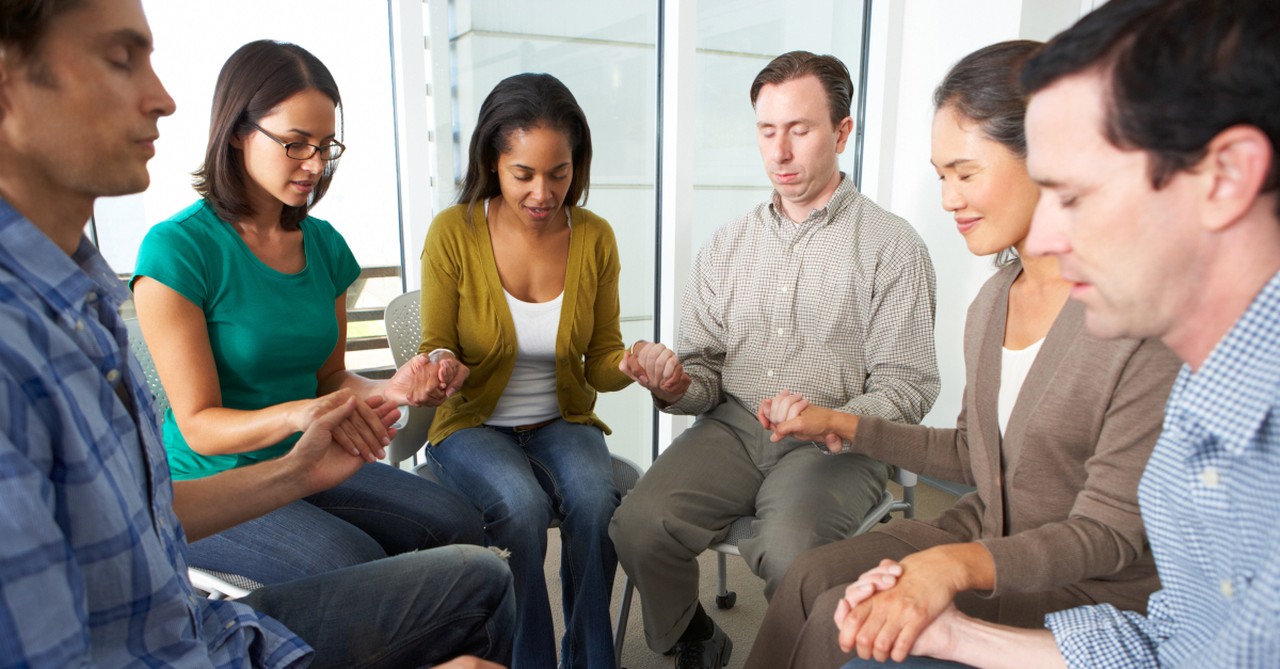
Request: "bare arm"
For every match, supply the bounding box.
[172,394,377,541]
[134,279,391,462]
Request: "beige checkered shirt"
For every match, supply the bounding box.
[667,175,940,424]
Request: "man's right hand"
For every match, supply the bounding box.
[757,390,848,451]
[620,341,690,405]
[284,394,383,495]
[290,388,393,462]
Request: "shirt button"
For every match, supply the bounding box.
[75,319,86,331]
[1220,579,1234,598]
[766,369,775,378]
[1201,466,1220,487]
[776,327,784,336]
[225,620,236,630]
[105,369,121,383]
[86,291,98,303]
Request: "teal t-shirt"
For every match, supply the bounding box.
[132,200,360,480]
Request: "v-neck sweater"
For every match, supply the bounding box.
[419,202,631,445]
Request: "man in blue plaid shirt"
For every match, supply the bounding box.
[0,1,513,667]
[835,0,1280,667]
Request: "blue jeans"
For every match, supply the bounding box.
[429,420,620,669]
[244,544,515,668]
[189,461,484,584]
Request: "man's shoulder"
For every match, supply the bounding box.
[836,190,926,251]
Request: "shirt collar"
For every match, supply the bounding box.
[0,197,131,320]
[768,172,856,226]
[1172,269,1280,455]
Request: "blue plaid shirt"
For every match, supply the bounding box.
[1046,270,1280,668]
[0,198,311,668]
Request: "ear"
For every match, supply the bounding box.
[1201,125,1273,233]
[229,132,244,150]
[834,116,853,154]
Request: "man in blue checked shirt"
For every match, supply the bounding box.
[835,0,1280,668]
[0,1,513,667]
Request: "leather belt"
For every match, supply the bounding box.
[512,418,557,432]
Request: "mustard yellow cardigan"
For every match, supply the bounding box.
[419,202,632,445]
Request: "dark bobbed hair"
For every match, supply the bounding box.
[0,0,86,59]
[1021,0,1280,214]
[750,50,853,129]
[935,40,1042,267]
[457,73,592,220]
[934,40,1041,159]
[193,40,343,231]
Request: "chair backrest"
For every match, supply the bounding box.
[382,290,435,466]
[385,290,424,367]
[123,317,170,418]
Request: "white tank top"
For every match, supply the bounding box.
[998,338,1044,436]
[486,289,564,427]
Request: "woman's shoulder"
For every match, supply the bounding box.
[143,200,223,248]
[570,206,616,243]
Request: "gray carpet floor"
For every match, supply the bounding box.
[543,480,961,669]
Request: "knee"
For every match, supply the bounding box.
[429,487,486,545]
[609,490,672,560]
[485,488,553,547]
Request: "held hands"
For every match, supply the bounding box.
[756,390,847,452]
[286,393,399,494]
[620,341,691,404]
[835,550,970,663]
[292,388,398,463]
[384,352,470,407]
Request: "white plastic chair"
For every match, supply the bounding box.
[122,317,262,600]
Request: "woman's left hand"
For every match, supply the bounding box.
[620,341,691,404]
[384,353,470,407]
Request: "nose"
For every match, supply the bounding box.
[940,177,964,212]
[772,133,792,164]
[532,175,554,202]
[301,151,325,174]
[1025,194,1071,257]
[145,63,176,119]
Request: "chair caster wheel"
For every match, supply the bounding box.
[716,592,737,609]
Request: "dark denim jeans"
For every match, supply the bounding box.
[429,419,620,669]
[244,544,515,668]
[188,461,484,584]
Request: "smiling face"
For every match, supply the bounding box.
[236,88,337,214]
[755,74,852,222]
[0,0,175,204]
[1024,71,1202,342]
[930,105,1041,257]
[493,125,574,229]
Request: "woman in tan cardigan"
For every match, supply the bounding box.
[742,41,1182,669]
[418,73,686,669]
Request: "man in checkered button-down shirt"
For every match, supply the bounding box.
[837,1,1280,668]
[611,50,940,667]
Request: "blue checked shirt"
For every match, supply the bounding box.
[0,198,311,668]
[1045,270,1280,668]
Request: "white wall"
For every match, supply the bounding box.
[861,0,1090,431]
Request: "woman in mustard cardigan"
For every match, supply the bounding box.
[418,73,687,669]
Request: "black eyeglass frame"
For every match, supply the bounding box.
[247,121,346,161]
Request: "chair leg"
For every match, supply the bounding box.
[615,576,634,666]
[715,551,737,609]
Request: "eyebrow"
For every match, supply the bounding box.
[103,28,153,51]
[510,162,572,171]
[931,158,975,169]
[756,117,816,128]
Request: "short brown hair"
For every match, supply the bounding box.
[193,40,342,231]
[0,0,86,57]
[750,50,853,128]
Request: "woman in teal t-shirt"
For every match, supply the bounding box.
[132,40,481,585]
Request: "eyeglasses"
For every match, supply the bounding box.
[248,121,345,161]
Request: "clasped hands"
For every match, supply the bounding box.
[384,350,469,408]
[619,341,691,404]
[755,389,845,452]
[834,549,979,664]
